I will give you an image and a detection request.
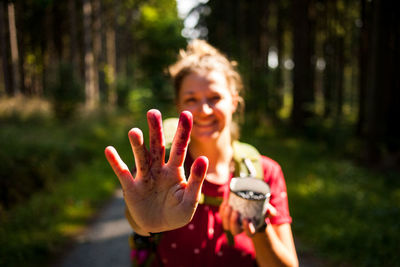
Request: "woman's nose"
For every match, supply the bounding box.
[199,101,213,114]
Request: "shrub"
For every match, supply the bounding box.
[48,63,83,120]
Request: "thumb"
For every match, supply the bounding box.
[267,203,278,217]
[184,156,208,204]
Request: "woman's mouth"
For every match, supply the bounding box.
[194,120,217,128]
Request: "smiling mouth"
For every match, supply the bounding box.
[194,120,216,128]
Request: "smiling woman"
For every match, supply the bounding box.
[169,39,244,141]
[177,71,237,142]
[105,40,298,267]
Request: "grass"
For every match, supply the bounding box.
[241,120,400,266]
[0,161,117,267]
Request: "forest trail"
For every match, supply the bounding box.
[57,189,330,267]
[57,190,131,267]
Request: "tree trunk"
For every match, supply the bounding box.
[291,0,315,128]
[275,0,284,111]
[356,0,370,136]
[68,0,80,79]
[83,0,99,109]
[323,37,335,118]
[7,2,20,95]
[93,0,105,100]
[363,0,400,165]
[105,0,117,107]
[335,36,344,120]
[0,2,12,96]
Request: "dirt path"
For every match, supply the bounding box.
[58,189,131,267]
[57,189,329,267]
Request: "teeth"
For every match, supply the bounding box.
[195,121,214,127]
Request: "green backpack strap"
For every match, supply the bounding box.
[232,140,263,179]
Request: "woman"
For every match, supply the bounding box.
[105,40,298,267]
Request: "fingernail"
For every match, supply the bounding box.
[249,222,256,234]
[179,111,192,130]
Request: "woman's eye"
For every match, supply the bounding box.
[210,95,221,102]
[184,97,196,104]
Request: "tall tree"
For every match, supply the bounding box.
[83,0,99,108]
[291,0,316,128]
[68,0,80,78]
[0,1,12,96]
[322,1,345,120]
[356,0,370,137]
[273,0,287,113]
[104,0,117,105]
[93,0,106,98]
[7,2,20,95]
[361,0,400,164]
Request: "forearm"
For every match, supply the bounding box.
[252,225,298,267]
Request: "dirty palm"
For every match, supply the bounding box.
[105,109,208,235]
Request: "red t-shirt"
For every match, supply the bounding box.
[152,155,292,267]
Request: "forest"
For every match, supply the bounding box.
[0,0,399,266]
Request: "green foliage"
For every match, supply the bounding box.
[128,86,153,115]
[0,161,118,267]
[0,123,76,209]
[132,0,186,101]
[115,73,172,116]
[115,74,133,108]
[241,120,400,266]
[0,100,136,266]
[47,63,83,120]
[0,98,130,212]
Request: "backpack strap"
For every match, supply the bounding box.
[198,141,263,206]
[232,141,263,179]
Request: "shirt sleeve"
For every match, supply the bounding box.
[260,155,292,225]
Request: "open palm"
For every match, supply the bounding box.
[105,109,208,235]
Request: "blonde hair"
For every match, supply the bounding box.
[168,39,244,139]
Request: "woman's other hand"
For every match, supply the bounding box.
[105,109,208,235]
[220,199,277,237]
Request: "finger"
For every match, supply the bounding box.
[168,111,192,167]
[184,156,208,205]
[230,210,242,235]
[128,128,149,177]
[221,205,232,231]
[267,203,278,217]
[105,146,134,190]
[147,109,165,170]
[242,219,256,236]
[219,198,228,217]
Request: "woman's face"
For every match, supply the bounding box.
[177,71,238,142]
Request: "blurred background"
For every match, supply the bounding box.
[0,0,399,266]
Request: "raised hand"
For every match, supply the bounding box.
[105,109,208,235]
